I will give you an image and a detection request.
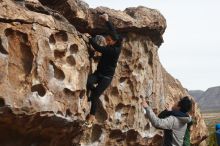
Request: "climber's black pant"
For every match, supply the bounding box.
[87,73,112,115]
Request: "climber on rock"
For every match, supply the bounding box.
[158,105,208,146]
[85,13,122,127]
[142,96,193,146]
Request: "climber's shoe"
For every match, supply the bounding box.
[83,121,93,128]
[83,114,95,128]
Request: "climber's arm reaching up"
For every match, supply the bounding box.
[142,99,175,129]
[100,14,120,41]
[89,38,105,53]
[89,38,110,54]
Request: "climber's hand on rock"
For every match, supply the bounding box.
[165,100,174,111]
[99,13,109,21]
[85,33,91,38]
[142,99,148,108]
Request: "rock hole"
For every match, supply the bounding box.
[104,95,109,102]
[123,48,132,58]
[4,28,14,37]
[137,63,144,70]
[66,55,76,66]
[20,43,34,75]
[0,97,6,107]
[111,87,119,96]
[127,106,136,125]
[79,90,85,99]
[54,49,66,58]
[119,77,127,83]
[5,28,33,75]
[123,64,130,70]
[69,44,79,54]
[109,129,125,140]
[144,123,150,130]
[16,31,28,44]
[0,38,8,55]
[151,134,163,145]
[133,96,139,101]
[95,100,108,123]
[54,31,68,42]
[31,84,46,97]
[50,61,65,80]
[115,104,135,125]
[66,108,72,117]
[109,117,113,122]
[63,88,75,96]
[49,34,56,44]
[91,124,102,142]
[121,67,131,77]
[126,129,139,142]
[148,51,153,66]
[115,103,124,111]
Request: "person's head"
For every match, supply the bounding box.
[177,96,192,113]
[104,35,117,46]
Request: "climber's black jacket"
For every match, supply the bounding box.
[89,21,122,77]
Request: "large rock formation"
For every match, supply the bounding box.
[190,86,220,112]
[0,0,207,146]
[189,90,205,102]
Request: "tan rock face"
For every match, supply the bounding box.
[38,0,166,46]
[0,0,207,146]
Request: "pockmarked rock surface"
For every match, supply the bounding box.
[0,0,207,146]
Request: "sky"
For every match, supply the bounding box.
[84,0,220,91]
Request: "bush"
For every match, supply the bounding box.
[208,127,218,146]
